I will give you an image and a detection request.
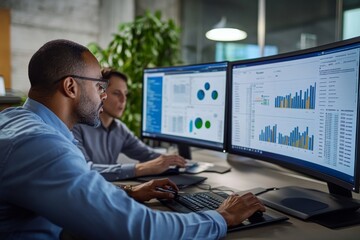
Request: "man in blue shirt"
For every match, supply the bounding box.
[0,39,265,239]
[73,68,186,179]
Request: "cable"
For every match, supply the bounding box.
[254,187,279,196]
[195,184,279,196]
[195,183,235,194]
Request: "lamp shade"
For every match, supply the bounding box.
[206,17,247,41]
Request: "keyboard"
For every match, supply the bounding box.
[167,191,227,212]
[159,191,289,232]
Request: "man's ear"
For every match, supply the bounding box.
[62,77,78,99]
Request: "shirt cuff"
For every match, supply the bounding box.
[120,163,136,179]
[204,210,227,237]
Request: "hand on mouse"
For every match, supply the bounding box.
[127,178,179,202]
[135,155,186,177]
[216,192,266,227]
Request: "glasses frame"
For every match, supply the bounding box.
[55,75,109,94]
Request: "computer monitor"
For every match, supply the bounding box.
[228,37,360,227]
[142,62,228,158]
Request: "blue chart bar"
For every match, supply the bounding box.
[278,126,314,150]
[259,125,314,151]
[259,124,277,143]
[275,83,316,109]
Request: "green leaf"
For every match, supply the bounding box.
[87,11,182,137]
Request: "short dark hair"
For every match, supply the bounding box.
[101,68,128,82]
[28,39,89,90]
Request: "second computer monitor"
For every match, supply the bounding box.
[142,62,228,152]
[228,37,360,196]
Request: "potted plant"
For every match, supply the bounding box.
[88,10,182,136]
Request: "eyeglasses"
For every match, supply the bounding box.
[55,75,109,95]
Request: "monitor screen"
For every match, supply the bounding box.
[142,62,228,152]
[229,37,360,194]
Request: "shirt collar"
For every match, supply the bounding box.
[23,98,75,143]
[100,119,117,131]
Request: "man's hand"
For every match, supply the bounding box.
[128,178,179,202]
[216,193,266,227]
[135,155,186,177]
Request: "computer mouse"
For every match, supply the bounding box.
[161,167,180,176]
[248,211,264,222]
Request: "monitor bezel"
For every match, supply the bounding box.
[228,37,360,193]
[141,61,230,152]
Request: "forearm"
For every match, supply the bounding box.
[146,210,227,239]
[134,162,154,177]
[89,162,136,179]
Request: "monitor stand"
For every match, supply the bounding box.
[177,144,231,174]
[177,143,192,159]
[258,183,360,228]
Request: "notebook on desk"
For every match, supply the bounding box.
[159,190,289,232]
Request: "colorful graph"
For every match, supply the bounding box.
[278,126,314,150]
[189,117,212,131]
[259,124,277,143]
[259,124,314,151]
[196,82,219,101]
[275,83,316,109]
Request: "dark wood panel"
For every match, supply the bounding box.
[0,8,11,89]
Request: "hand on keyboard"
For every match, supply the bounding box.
[135,155,186,176]
[216,192,266,227]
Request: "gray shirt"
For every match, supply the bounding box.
[72,119,160,179]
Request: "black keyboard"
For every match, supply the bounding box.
[160,191,289,232]
[170,191,228,212]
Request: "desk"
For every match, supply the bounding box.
[197,150,360,239]
[129,149,360,240]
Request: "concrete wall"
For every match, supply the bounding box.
[0,0,135,94]
[135,0,180,26]
[99,0,135,48]
[0,0,180,94]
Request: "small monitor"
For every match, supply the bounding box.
[142,62,228,155]
[228,37,360,227]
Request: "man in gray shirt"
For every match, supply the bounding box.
[73,68,186,179]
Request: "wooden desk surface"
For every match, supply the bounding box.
[118,148,359,239]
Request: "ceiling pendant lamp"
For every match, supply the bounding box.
[205,17,247,42]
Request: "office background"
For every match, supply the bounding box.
[1,2,360,236]
[0,0,359,95]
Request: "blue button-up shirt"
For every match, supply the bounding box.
[0,98,226,239]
